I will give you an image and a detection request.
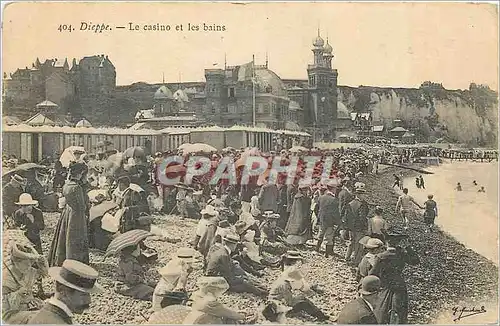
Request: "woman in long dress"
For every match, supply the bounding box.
[48,162,89,267]
[284,186,312,247]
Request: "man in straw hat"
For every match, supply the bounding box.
[152,247,199,311]
[316,181,341,258]
[343,182,369,266]
[3,174,28,228]
[337,275,380,324]
[205,233,268,297]
[28,259,102,324]
[357,238,385,281]
[13,193,45,254]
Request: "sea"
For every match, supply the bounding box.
[403,160,499,324]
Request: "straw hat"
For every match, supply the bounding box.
[262,211,275,219]
[222,233,240,244]
[196,276,229,295]
[16,193,38,206]
[176,247,195,259]
[354,182,366,193]
[365,238,384,249]
[284,250,303,260]
[48,259,102,293]
[234,221,250,235]
[358,275,381,295]
[201,205,218,217]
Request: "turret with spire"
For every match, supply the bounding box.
[312,27,325,67]
[323,36,334,69]
[63,58,69,70]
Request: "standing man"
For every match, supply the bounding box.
[396,188,423,230]
[337,275,380,324]
[419,175,425,189]
[344,183,369,265]
[316,183,341,257]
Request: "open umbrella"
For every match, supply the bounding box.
[89,200,118,222]
[105,229,152,257]
[182,143,217,155]
[178,143,192,151]
[123,146,146,160]
[2,163,48,177]
[289,146,308,153]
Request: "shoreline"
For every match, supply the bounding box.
[364,164,498,324]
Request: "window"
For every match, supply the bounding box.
[264,104,270,114]
[229,87,235,98]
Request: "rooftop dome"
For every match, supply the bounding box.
[154,85,173,100]
[75,119,92,128]
[173,89,189,102]
[236,63,288,98]
[313,35,324,48]
[323,41,333,54]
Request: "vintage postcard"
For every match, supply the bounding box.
[1,1,498,325]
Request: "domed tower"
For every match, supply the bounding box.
[307,31,339,141]
[323,37,333,69]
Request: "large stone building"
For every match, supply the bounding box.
[2,55,116,120]
[132,31,340,140]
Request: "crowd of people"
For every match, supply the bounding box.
[1,142,458,325]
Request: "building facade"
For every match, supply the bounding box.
[3,55,116,120]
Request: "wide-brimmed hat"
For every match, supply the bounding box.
[359,275,381,295]
[267,213,280,220]
[48,259,102,293]
[197,276,229,295]
[12,174,27,184]
[222,233,240,244]
[201,205,218,217]
[354,182,366,193]
[11,242,41,261]
[176,247,195,259]
[386,232,408,242]
[68,161,87,175]
[358,236,372,247]
[234,221,250,235]
[16,193,38,206]
[262,211,275,218]
[284,250,303,260]
[365,238,384,249]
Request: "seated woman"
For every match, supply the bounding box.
[114,244,155,301]
[268,251,329,322]
[2,232,48,324]
[183,276,248,324]
[260,213,288,256]
[152,248,199,311]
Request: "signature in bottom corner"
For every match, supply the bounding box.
[451,306,487,322]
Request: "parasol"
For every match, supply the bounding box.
[59,146,86,168]
[123,146,146,160]
[289,146,308,153]
[104,229,152,257]
[103,153,124,176]
[89,200,118,222]
[177,143,192,151]
[182,143,217,155]
[2,163,49,178]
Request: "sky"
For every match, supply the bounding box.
[2,2,498,90]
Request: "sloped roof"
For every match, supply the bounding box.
[135,109,155,120]
[25,113,55,126]
[173,89,190,102]
[402,131,415,137]
[390,126,408,132]
[2,116,22,126]
[372,125,384,132]
[75,119,92,128]
[36,100,58,108]
[154,85,173,100]
[236,62,288,98]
